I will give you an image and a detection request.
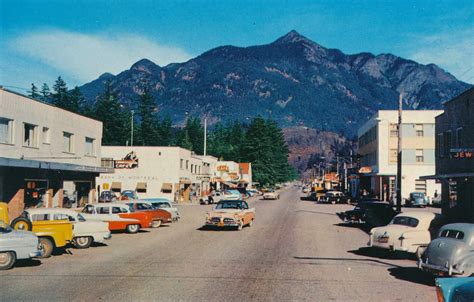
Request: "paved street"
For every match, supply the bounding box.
[1,187,437,301]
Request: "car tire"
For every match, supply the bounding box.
[152,220,162,228]
[10,217,33,231]
[73,236,92,249]
[237,221,243,231]
[415,246,426,260]
[0,252,16,270]
[126,224,140,234]
[331,200,336,205]
[38,237,54,258]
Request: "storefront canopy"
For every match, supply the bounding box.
[161,183,173,191]
[111,182,122,191]
[180,179,192,185]
[136,182,147,190]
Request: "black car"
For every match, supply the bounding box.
[336,201,398,227]
[300,192,318,201]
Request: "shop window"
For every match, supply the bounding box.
[63,132,74,153]
[416,149,424,162]
[415,124,424,137]
[0,118,13,144]
[85,137,95,156]
[42,127,50,144]
[23,123,38,147]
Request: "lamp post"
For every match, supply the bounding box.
[130,110,135,147]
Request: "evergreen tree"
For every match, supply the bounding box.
[40,83,51,103]
[137,85,160,146]
[185,117,204,154]
[158,116,173,146]
[68,86,85,114]
[51,76,69,109]
[176,128,193,150]
[29,83,39,99]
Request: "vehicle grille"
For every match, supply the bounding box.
[223,218,235,223]
[211,217,221,223]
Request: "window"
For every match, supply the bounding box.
[440,229,464,240]
[85,137,95,156]
[31,214,49,221]
[415,124,424,137]
[63,132,74,153]
[392,216,419,227]
[191,164,194,174]
[180,159,184,169]
[389,149,397,164]
[416,149,424,162]
[97,207,110,214]
[186,160,189,170]
[456,128,463,148]
[390,123,398,137]
[23,123,38,147]
[53,214,69,221]
[0,118,13,144]
[42,127,50,144]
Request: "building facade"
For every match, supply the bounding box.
[0,87,111,218]
[427,88,473,222]
[357,110,443,201]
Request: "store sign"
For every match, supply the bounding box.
[114,151,139,169]
[359,167,372,174]
[228,172,240,180]
[217,165,229,172]
[450,148,474,159]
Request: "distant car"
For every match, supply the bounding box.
[147,199,180,221]
[435,277,474,302]
[200,190,240,204]
[319,191,351,204]
[300,192,318,201]
[0,220,41,270]
[368,211,443,257]
[302,187,310,193]
[119,190,139,200]
[419,223,474,277]
[337,201,397,227]
[99,190,117,203]
[205,200,255,231]
[263,190,279,200]
[406,192,430,207]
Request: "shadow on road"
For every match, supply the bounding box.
[334,223,371,234]
[91,242,108,248]
[388,267,435,286]
[294,210,336,216]
[196,226,240,232]
[349,247,416,260]
[294,256,401,268]
[13,259,42,268]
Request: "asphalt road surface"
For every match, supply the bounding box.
[1,187,437,301]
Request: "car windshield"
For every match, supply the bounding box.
[215,201,242,209]
[392,216,419,227]
[440,229,464,240]
[411,193,424,198]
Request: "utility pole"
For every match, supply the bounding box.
[396,93,403,212]
[203,117,207,156]
[131,110,135,147]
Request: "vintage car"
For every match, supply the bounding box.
[263,190,280,200]
[200,190,241,204]
[146,199,180,221]
[0,220,41,270]
[205,200,255,231]
[435,277,474,302]
[81,203,158,233]
[120,200,172,226]
[406,192,430,207]
[368,211,443,256]
[337,201,398,227]
[20,208,111,249]
[419,223,474,277]
[99,190,117,203]
[319,191,351,204]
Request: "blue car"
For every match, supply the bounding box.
[435,277,474,302]
[407,192,430,207]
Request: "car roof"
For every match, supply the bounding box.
[396,211,438,219]
[440,223,474,237]
[118,200,152,204]
[25,208,78,216]
[90,202,129,208]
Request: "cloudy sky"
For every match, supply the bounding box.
[1,0,473,92]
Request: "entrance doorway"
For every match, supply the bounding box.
[24,179,48,209]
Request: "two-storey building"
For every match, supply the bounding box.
[0,87,111,218]
[357,110,442,201]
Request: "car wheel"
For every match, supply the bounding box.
[73,236,92,249]
[0,252,16,270]
[126,224,140,234]
[415,246,426,260]
[237,221,243,231]
[152,220,162,228]
[331,200,336,205]
[38,237,54,258]
[10,217,33,231]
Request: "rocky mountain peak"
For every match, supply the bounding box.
[272,30,316,46]
[130,58,161,73]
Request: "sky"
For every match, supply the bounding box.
[1,0,473,93]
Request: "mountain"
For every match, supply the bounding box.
[79,30,470,135]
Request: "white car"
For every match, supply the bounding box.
[0,220,41,270]
[24,208,111,249]
[148,199,180,221]
[368,211,442,256]
[263,190,279,200]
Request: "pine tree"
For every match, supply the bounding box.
[158,116,173,146]
[137,85,160,146]
[29,83,39,99]
[68,86,85,114]
[40,83,50,103]
[52,76,69,109]
[176,128,193,150]
[185,117,204,154]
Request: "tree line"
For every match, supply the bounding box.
[29,78,297,186]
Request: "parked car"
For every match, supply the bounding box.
[368,211,443,257]
[300,192,318,201]
[81,203,157,233]
[0,220,41,270]
[119,190,139,200]
[10,210,73,258]
[419,223,474,277]
[263,189,280,200]
[99,190,117,203]
[20,208,111,249]
[435,277,474,302]
[200,190,240,204]
[147,199,180,221]
[406,192,430,207]
[302,187,310,193]
[337,201,398,227]
[205,200,255,231]
[319,191,351,204]
[120,200,172,226]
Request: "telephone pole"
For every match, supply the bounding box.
[203,117,207,156]
[396,93,403,212]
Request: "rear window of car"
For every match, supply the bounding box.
[440,229,464,240]
[392,216,419,227]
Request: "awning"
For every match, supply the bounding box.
[180,179,192,185]
[239,180,249,184]
[111,182,122,191]
[161,183,173,191]
[421,173,474,180]
[136,182,147,191]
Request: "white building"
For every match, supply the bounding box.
[357,110,443,201]
[0,87,111,218]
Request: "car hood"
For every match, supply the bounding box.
[209,209,243,217]
[424,238,468,267]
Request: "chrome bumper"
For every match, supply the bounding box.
[30,251,42,258]
[104,233,112,240]
[419,260,463,275]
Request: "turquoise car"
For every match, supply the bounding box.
[407,192,430,207]
[435,277,474,302]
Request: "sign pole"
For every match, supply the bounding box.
[396,93,403,212]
